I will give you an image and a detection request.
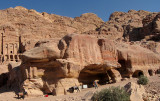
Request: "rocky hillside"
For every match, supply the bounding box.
[0,6,103,50]
[0,6,160,51]
[0,6,160,101]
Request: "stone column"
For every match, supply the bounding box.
[8,54,10,61]
[28,66,33,79]
[25,68,29,79]
[32,67,38,78]
[13,55,15,61]
[17,55,20,61]
[4,55,7,61]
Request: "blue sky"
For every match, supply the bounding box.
[0,0,160,21]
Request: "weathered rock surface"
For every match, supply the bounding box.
[83,10,153,41]
[59,34,119,67]
[0,7,160,98]
[116,42,160,77]
[124,82,146,101]
[12,34,159,96]
[141,13,160,41]
[0,6,103,51]
[16,34,122,96]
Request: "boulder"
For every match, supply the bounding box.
[22,38,60,62]
[124,82,146,101]
[22,46,60,62]
[23,79,44,96]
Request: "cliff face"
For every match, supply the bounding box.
[0,7,160,96]
[0,6,160,51]
[0,6,103,50]
[15,34,160,96]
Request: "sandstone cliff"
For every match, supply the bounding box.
[12,34,160,96]
[0,7,160,97]
[0,6,103,50]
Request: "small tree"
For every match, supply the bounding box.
[91,86,130,101]
[137,75,149,85]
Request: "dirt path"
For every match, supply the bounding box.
[0,75,159,101]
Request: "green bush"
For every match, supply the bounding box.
[91,86,130,101]
[137,75,149,85]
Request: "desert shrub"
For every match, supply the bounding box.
[137,75,149,85]
[91,86,130,101]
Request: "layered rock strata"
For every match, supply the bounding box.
[9,34,159,96]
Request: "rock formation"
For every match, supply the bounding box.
[0,6,103,51]
[0,7,159,97]
[116,42,160,78]
[124,82,146,101]
[9,34,160,96]
[18,34,121,96]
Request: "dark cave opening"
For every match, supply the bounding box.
[78,66,112,87]
[132,70,144,77]
[148,69,153,76]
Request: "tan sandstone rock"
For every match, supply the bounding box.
[124,82,146,101]
[1,7,160,98]
[18,34,122,96]
[117,42,160,78]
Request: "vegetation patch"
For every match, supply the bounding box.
[137,75,149,85]
[91,86,130,101]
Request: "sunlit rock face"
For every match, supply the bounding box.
[0,6,104,52]
[116,42,160,78]
[6,33,160,96]
[2,8,160,97]
[18,34,120,96]
[59,34,120,85]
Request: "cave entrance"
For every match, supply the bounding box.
[78,65,111,87]
[118,60,126,68]
[78,72,108,87]
[148,69,153,76]
[118,60,130,78]
[132,70,144,77]
[10,55,13,61]
[156,69,160,74]
[0,73,8,87]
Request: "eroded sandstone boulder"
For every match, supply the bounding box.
[124,82,146,101]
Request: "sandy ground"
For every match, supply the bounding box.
[0,74,160,101]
